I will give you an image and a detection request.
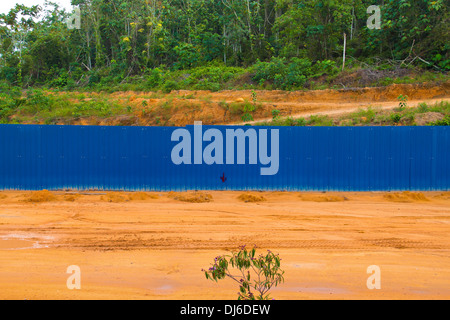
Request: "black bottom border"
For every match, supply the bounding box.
[3,299,438,319]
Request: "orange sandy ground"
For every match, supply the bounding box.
[0,190,449,300]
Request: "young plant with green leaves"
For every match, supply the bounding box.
[202,246,284,300]
[271,109,281,122]
[241,102,256,123]
[397,95,408,111]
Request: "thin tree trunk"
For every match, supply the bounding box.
[342,32,347,71]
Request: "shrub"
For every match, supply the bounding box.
[49,71,69,88]
[0,85,23,122]
[271,109,281,121]
[252,57,311,90]
[430,115,450,126]
[390,113,402,124]
[19,89,55,115]
[295,117,307,126]
[186,64,245,91]
[307,115,333,126]
[88,70,102,86]
[346,107,377,124]
[401,113,415,125]
[282,57,312,88]
[252,57,287,89]
[146,68,163,88]
[241,113,254,122]
[416,102,429,113]
[378,77,394,86]
[253,57,338,90]
[202,246,284,300]
[313,59,338,76]
[428,101,450,114]
[229,102,244,115]
[241,102,256,122]
[162,80,179,93]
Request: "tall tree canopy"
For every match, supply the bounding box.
[0,0,448,87]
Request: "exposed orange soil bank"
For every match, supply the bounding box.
[50,81,449,127]
[0,190,449,300]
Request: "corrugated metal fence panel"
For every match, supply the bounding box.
[0,124,448,191]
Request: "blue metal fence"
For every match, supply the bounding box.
[0,124,448,191]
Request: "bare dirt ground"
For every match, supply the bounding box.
[1,190,449,300]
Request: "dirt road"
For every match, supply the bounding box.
[234,98,450,125]
[0,190,449,300]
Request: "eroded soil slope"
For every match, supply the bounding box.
[46,81,449,127]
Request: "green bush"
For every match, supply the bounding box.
[88,70,102,86]
[390,113,402,124]
[241,112,254,122]
[312,60,338,76]
[253,57,307,90]
[173,43,202,70]
[345,107,377,124]
[428,101,450,114]
[0,86,23,122]
[186,64,245,91]
[229,101,258,117]
[416,102,429,113]
[162,80,179,93]
[252,57,287,88]
[253,57,338,90]
[146,68,163,88]
[203,246,284,300]
[295,117,307,126]
[378,77,394,86]
[307,115,333,126]
[271,109,281,121]
[430,115,450,126]
[241,102,256,122]
[49,71,69,88]
[24,89,53,113]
